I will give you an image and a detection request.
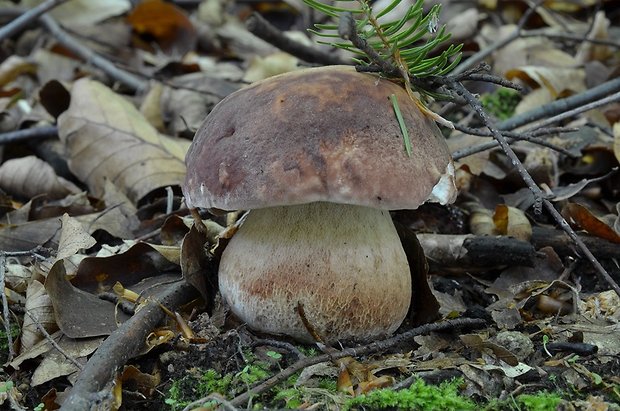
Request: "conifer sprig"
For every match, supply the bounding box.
[304,0,462,96]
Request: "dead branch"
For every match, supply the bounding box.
[497,75,620,131]
[451,124,578,160]
[531,226,620,260]
[446,79,620,298]
[24,311,83,370]
[0,126,58,146]
[228,318,486,408]
[246,12,349,66]
[417,234,538,270]
[0,0,67,42]
[60,281,198,411]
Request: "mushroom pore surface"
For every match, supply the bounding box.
[218,202,411,343]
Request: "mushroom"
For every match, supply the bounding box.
[183,65,457,343]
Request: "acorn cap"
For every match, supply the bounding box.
[183,65,456,211]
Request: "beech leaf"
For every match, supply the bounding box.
[57,78,189,204]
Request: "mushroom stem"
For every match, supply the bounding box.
[218,202,412,343]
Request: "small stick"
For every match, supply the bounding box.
[0,126,58,146]
[0,0,68,42]
[25,311,84,370]
[530,91,620,130]
[229,318,485,407]
[246,12,348,66]
[448,80,620,298]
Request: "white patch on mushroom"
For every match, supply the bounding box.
[427,161,457,205]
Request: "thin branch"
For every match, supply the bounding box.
[229,318,485,407]
[530,91,620,130]
[452,124,577,159]
[60,281,198,411]
[454,79,620,159]
[24,311,83,370]
[497,76,620,131]
[520,29,620,48]
[447,79,620,298]
[452,0,544,74]
[0,0,68,42]
[246,12,348,66]
[38,14,146,92]
[0,126,58,146]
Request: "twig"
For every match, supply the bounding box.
[229,318,485,407]
[38,14,146,92]
[453,78,620,158]
[530,91,620,130]
[520,29,620,48]
[60,281,198,411]
[0,247,46,362]
[0,0,68,42]
[447,79,620,298]
[1,7,146,92]
[246,12,348,66]
[452,0,543,74]
[452,124,577,159]
[497,76,620,131]
[24,311,83,370]
[0,126,58,145]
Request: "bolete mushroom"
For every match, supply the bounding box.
[183,65,457,343]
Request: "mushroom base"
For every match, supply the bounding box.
[218,202,412,343]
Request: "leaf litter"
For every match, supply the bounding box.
[0,0,619,410]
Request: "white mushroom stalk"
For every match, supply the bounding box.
[219,202,411,343]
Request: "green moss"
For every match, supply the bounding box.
[343,378,476,411]
[480,88,521,120]
[0,324,19,362]
[516,392,563,411]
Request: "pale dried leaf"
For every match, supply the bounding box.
[0,55,36,87]
[24,0,131,26]
[0,156,81,200]
[57,213,97,260]
[243,52,299,83]
[21,280,57,352]
[507,66,586,98]
[31,336,101,386]
[614,122,620,163]
[57,78,189,203]
[5,263,31,293]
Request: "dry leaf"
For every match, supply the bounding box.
[21,280,57,351]
[57,78,189,204]
[57,213,97,260]
[45,260,130,338]
[0,55,36,88]
[31,336,101,386]
[493,204,532,241]
[561,203,620,244]
[243,52,299,83]
[127,0,196,55]
[506,66,586,99]
[0,156,81,200]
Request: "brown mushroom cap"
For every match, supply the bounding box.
[183,65,456,211]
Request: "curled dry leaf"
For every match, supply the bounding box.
[613,122,620,163]
[561,203,620,244]
[0,156,81,200]
[21,280,57,352]
[493,204,532,241]
[57,78,190,204]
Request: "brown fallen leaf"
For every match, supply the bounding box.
[0,156,81,200]
[57,78,190,204]
[57,213,97,260]
[493,204,532,241]
[126,0,197,55]
[561,203,620,244]
[21,280,57,352]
